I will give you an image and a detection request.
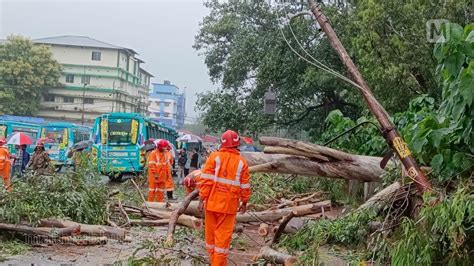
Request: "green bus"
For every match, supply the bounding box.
[92,112,178,180]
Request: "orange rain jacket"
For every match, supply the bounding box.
[147,149,172,202]
[184,169,202,194]
[199,148,251,214]
[0,146,12,191]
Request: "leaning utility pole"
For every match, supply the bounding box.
[306,0,432,193]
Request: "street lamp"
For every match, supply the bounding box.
[264,85,277,115]
[81,81,88,125]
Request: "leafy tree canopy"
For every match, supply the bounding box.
[0,35,62,115]
[194,0,472,139]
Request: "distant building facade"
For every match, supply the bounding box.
[33,35,153,123]
[148,80,185,129]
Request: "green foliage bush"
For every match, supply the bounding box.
[0,162,108,225]
[281,209,377,250]
[391,186,473,265]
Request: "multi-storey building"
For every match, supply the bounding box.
[33,35,153,124]
[148,80,186,129]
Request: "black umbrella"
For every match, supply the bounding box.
[72,140,93,151]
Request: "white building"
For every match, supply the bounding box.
[34,35,153,124]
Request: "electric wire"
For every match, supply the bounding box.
[278,16,363,90]
[286,21,363,89]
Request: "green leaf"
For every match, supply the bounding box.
[445,23,464,43]
[430,154,444,173]
[412,137,428,153]
[466,31,474,43]
[459,73,474,107]
[443,53,465,77]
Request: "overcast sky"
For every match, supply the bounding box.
[0,0,215,122]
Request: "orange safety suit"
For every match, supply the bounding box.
[0,146,12,191]
[184,169,202,195]
[147,149,172,202]
[164,150,174,192]
[200,148,251,266]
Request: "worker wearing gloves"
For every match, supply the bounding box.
[199,130,251,266]
[147,139,172,202]
[0,139,12,191]
[183,169,201,195]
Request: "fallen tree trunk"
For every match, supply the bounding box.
[129,219,170,226]
[237,200,331,223]
[38,219,129,241]
[0,223,80,239]
[166,190,200,245]
[59,236,108,246]
[271,211,296,245]
[255,246,298,266]
[272,217,305,234]
[242,152,384,182]
[260,137,359,161]
[258,223,270,237]
[146,201,203,218]
[357,182,401,212]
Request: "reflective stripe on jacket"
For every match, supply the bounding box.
[148,150,172,180]
[199,148,251,214]
[0,147,10,170]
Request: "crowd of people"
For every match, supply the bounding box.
[2,131,249,265]
[0,138,55,190]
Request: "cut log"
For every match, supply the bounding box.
[271,211,296,245]
[258,223,270,237]
[166,190,200,245]
[260,137,354,161]
[129,219,170,226]
[242,152,384,182]
[59,236,108,246]
[256,246,298,266]
[38,219,129,241]
[357,182,401,212]
[272,217,305,234]
[237,201,331,223]
[0,223,80,239]
[234,224,244,233]
[149,209,202,230]
[146,200,203,218]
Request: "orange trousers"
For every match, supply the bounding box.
[205,210,236,266]
[0,165,11,191]
[147,177,165,202]
[165,170,174,192]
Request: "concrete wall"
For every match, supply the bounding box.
[48,45,117,67]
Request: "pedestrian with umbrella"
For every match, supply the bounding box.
[7,132,33,179]
[28,138,53,175]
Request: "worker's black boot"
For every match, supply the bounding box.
[167,191,176,201]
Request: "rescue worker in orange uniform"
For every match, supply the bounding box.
[164,142,175,200]
[199,130,251,266]
[0,139,12,191]
[147,139,173,202]
[183,169,202,195]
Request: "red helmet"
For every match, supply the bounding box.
[157,139,169,150]
[0,138,6,146]
[220,130,240,148]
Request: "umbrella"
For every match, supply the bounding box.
[72,140,93,151]
[6,132,34,145]
[242,137,254,145]
[176,134,203,143]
